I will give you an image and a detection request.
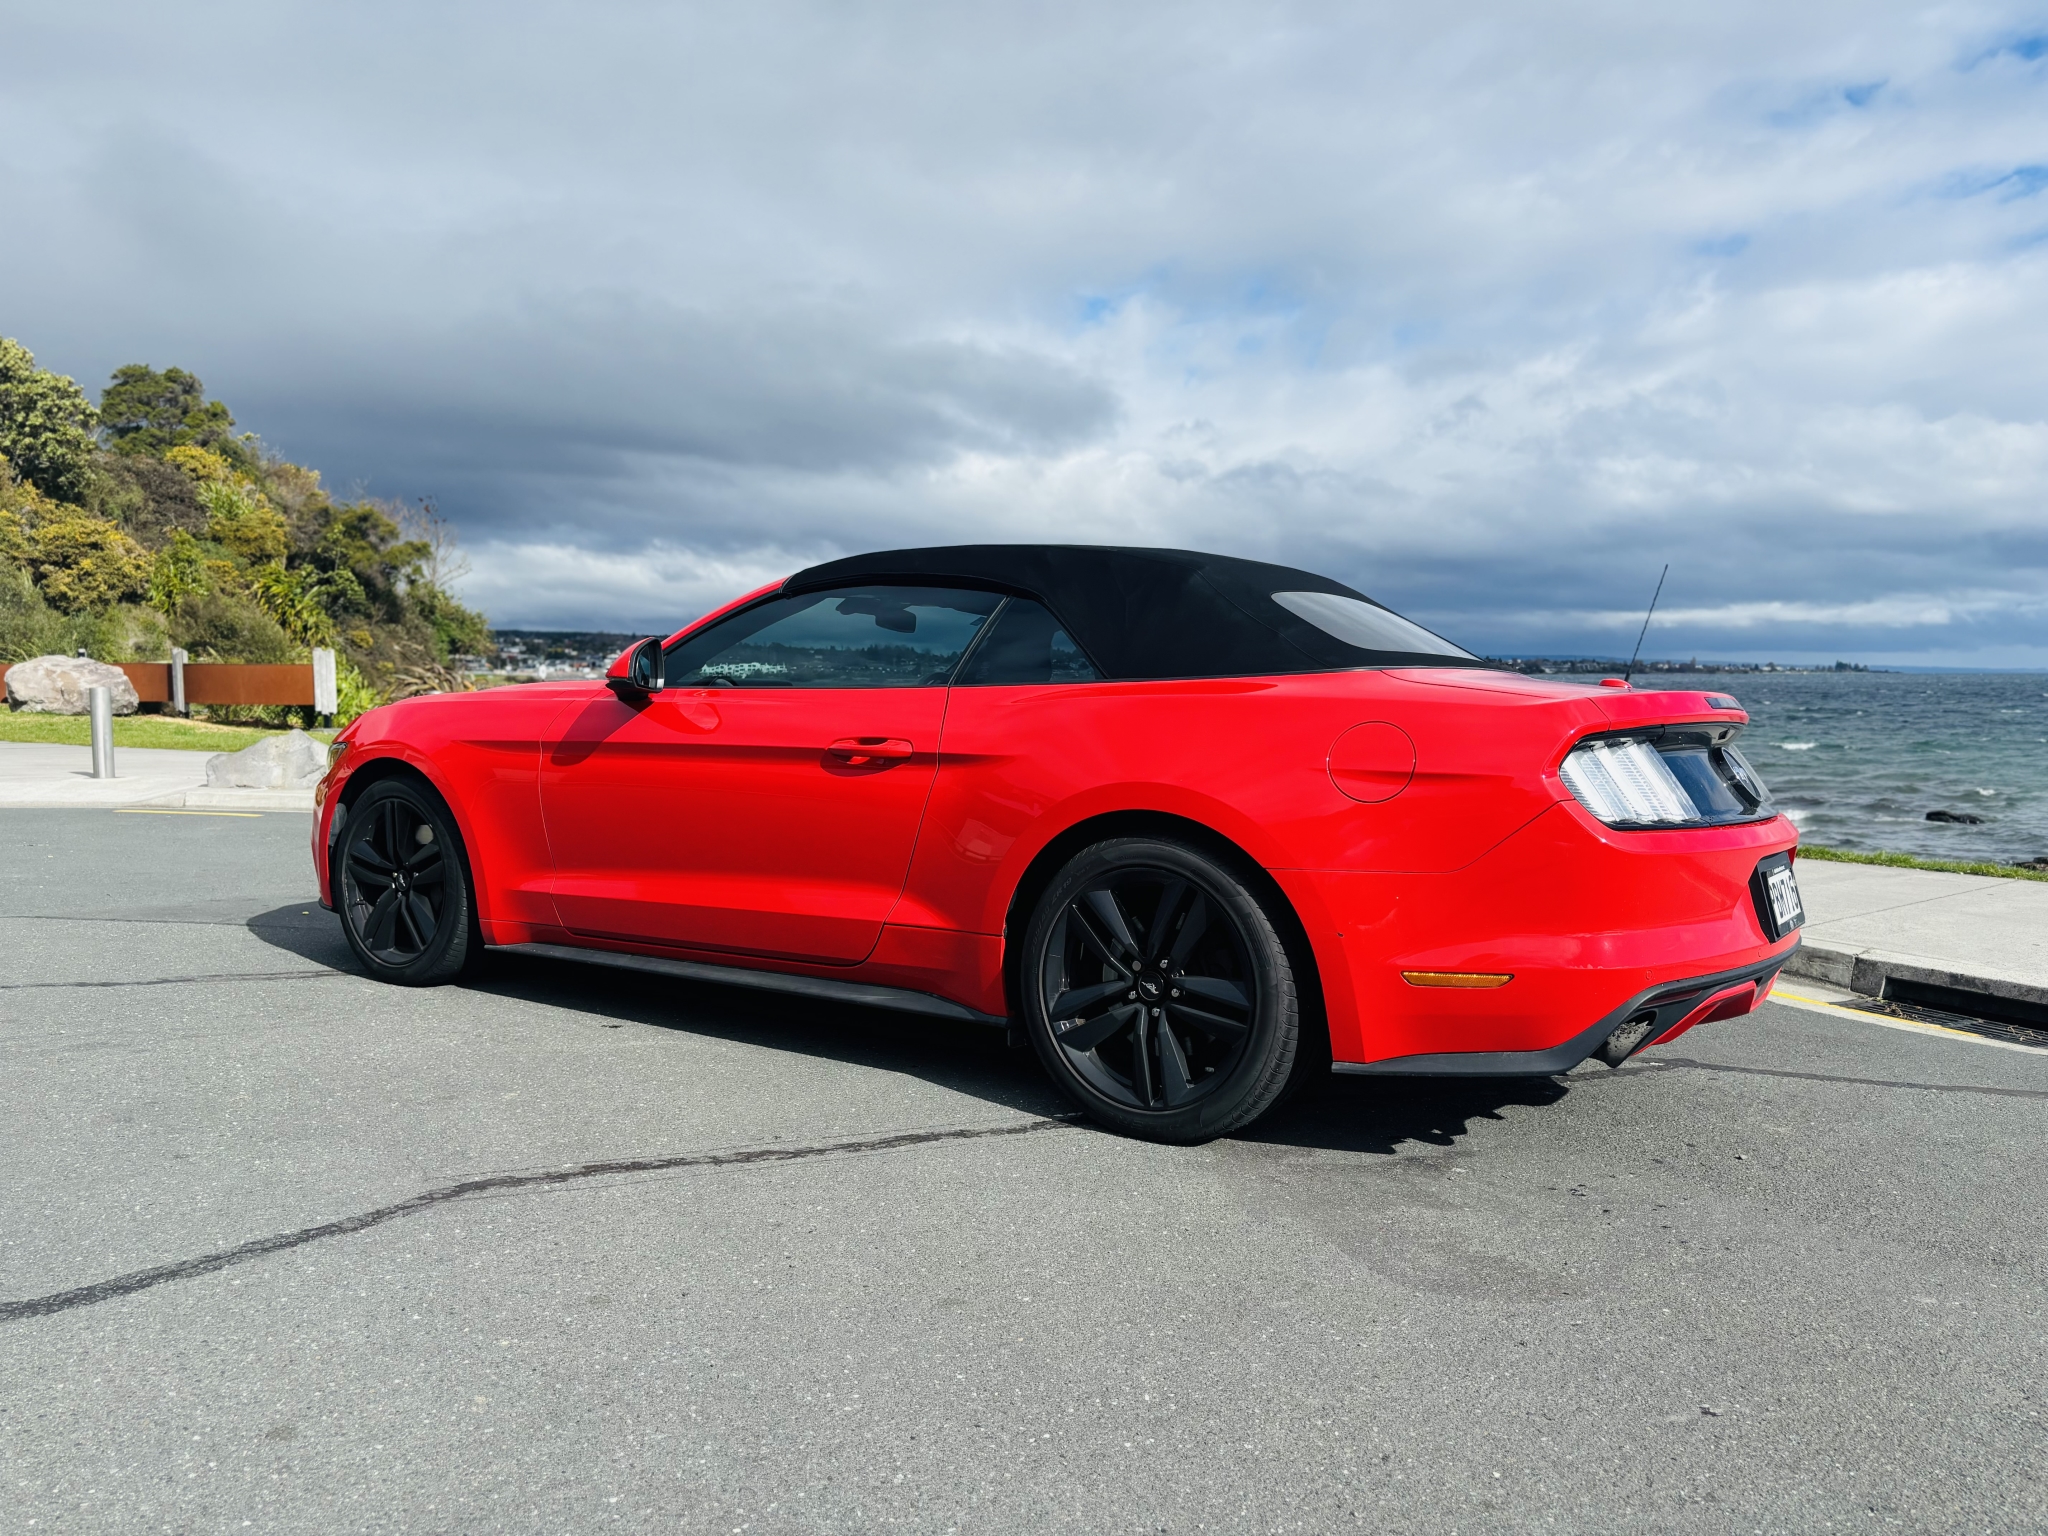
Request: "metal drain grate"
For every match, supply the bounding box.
[1840,996,2048,1050]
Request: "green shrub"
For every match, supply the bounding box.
[0,559,65,662]
[0,339,100,504]
[199,480,288,564]
[334,653,382,725]
[21,508,151,613]
[0,557,168,663]
[170,588,295,663]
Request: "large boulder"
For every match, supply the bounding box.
[205,728,330,790]
[4,654,141,715]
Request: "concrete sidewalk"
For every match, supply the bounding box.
[0,740,314,811]
[1785,856,2048,1013]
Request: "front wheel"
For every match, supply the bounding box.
[336,777,477,985]
[1021,836,1302,1142]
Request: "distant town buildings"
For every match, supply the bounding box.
[481,630,642,681]
[1495,658,1871,675]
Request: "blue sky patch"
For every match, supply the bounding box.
[1940,164,2048,200]
[1982,32,2048,63]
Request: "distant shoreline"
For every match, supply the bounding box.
[1492,657,1884,675]
[1491,659,2048,676]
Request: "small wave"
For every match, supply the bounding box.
[1779,742,1817,751]
[1783,809,1809,824]
[1976,787,1997,796]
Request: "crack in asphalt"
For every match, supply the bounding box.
[0,970,349,992]
[0,1116,1077,1324]
[1615,1056,2048,1100]
[0,913,319,928]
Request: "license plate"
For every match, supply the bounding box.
[1751,854,1804,939]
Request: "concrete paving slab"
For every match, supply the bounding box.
[0,740,210,807]
[0,740,313,811]
[1785,857,2048,1008]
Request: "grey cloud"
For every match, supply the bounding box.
[249,298,1116,530]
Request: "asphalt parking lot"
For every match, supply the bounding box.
[3,810,2045,1533]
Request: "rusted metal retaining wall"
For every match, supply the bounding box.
[0,662,316,707]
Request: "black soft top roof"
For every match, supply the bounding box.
[783,544,1477,681]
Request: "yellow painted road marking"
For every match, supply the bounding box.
[1773,985,1980,1038]
[1768,983,2047,1053]
[114,809,264,818]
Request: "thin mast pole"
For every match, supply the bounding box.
[1623,564,1668,684]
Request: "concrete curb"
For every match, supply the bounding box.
[1783,942,2048,1015]
[140,787,316,812]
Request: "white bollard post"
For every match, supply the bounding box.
[311,647,338,722]
[88,685,116,779]
[170,647,188,716]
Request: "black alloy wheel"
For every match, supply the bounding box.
[337,778,476,985]
[1024,836,1303,1142]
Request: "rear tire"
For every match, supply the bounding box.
[336,777,477,986]
[1021,836,1300,1142]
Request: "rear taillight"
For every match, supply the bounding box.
[1559,734,1774,829]
[1560,739,1695,824]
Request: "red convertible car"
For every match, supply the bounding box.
[313,545,1802,1140]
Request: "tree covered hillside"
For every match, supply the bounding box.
[0,336,489,721]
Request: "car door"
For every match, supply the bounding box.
[540,584,1001,964]
[890,596,1111,936]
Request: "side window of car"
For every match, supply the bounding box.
[664,585,1002,688]
[955,598,1103,686]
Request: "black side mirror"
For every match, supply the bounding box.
[605,637,664,699]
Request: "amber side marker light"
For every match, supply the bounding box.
[314,738,353,809]
[1402,971,1515,989]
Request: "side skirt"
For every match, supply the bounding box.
[1332,947,1797,1077]
[487,941,1009,1027]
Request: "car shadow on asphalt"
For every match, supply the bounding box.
[1235,1072,1571,1156]
[245,901,360,970]
[247,903,1581,1156]
[245,902,1072,1120]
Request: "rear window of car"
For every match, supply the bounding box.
[1270,590,1475,660]
[665,586,1001,687]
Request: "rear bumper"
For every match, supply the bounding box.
[1286,799,1801,1069]
[1333,948,1792,1076]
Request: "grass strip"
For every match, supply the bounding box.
[1798,843,2048,883]
[0,714,329,753]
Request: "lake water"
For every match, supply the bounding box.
[1674,671,2048,865]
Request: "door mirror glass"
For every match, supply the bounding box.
[606,637,664,697]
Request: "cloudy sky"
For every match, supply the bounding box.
[5,1,2046,664]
